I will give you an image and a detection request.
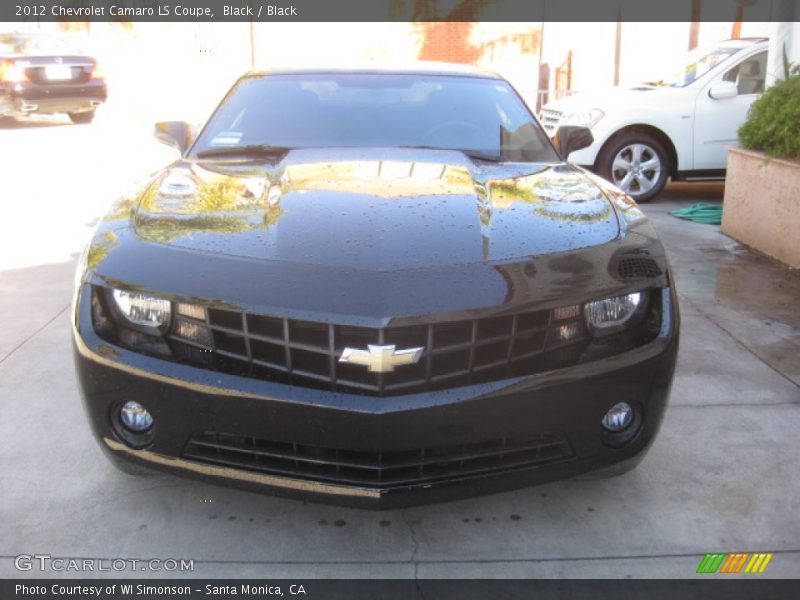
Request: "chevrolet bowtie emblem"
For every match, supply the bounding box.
[339,344,424,373]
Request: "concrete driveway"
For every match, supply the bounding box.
[1,111,798,579]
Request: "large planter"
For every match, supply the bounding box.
[722,147,800,269]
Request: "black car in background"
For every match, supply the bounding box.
[73,67,679,507]
[0,32,106,123]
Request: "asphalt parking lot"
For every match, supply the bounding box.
[1,110,798,579]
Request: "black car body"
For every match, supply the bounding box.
[73,68,679,508]
[0,32,106,123]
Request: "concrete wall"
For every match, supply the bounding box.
[722,147,800,269]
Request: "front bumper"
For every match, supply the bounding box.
[73,285,679,508]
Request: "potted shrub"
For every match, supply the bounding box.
[721,58,800,268]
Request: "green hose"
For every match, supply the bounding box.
[669,203,723,224]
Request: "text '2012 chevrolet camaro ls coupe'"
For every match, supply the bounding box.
[73,66,679,508]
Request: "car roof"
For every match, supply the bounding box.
[715,37,769,48]
[245,62,504,80]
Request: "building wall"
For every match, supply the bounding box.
[767,16,800,86]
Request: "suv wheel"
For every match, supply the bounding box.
[597,132,670,202]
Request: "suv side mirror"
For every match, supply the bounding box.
[709,81,737,99]
[154,121,195,154]
[555,125,594,159]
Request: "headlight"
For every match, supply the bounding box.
[585,292,643,334]
[111,289,172,328]
[563,108,605,128]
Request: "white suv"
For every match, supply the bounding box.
[540,38,769,201]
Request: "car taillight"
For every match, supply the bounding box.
[90,62,105,79]
[0,61,28,83]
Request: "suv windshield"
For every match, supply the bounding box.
[645,45,740,87]
[192,73,559,162]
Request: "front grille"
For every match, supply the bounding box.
[167,304,590,396]
[539,108,563,134]
[183,431,574,489]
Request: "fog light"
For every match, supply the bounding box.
[119,401,153,432]
[602,402,633,432]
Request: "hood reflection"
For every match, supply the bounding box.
[118,149,622,269]
[133,165,282,244]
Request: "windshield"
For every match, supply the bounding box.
[0,33,75,55]
[646,45,740,87]
[192,73,559,162]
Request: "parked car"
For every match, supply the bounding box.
[540,38,769,201]
[0,32,106,123]
[73,66,679,507]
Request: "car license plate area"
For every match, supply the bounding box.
[44,65,73,81]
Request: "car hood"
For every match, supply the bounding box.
[129,147,620,271]
[544,84,680,115]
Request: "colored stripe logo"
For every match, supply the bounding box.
[696,552,773,574]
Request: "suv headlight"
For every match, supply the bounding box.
[585,292,643,334]
[111,289,172,329]
[563,108,605,128]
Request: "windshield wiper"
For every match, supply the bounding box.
[196,144,292,159]
[397,145,503,162]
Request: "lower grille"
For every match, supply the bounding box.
[183,431,574,489]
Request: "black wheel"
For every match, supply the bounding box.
[68,109,95,124]
[597,131,670,202]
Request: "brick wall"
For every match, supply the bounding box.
[416,22,483,64]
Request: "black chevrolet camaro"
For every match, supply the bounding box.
[73,67,679,507]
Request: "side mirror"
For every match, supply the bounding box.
[709,81,737,99]
[555,125,594,159]
[154,121,195,154]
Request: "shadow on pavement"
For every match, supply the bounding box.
[0,115,73,129]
